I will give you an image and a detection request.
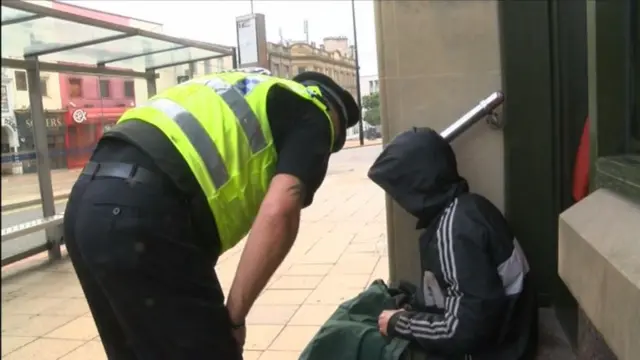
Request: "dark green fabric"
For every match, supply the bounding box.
[299,280,410,360]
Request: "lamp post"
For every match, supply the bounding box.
[351,0,364,146]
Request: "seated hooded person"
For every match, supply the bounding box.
[368,127,538,360]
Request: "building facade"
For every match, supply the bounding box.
[0,1,169,174]
[1,68,20,174]
[267,37,358,99]
[375,1,639,358]
[51,1,155,169]
[360,74,379,98]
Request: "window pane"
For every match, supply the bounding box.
[99,80,111,98]
[124,81,135,98]
[69,78,83,97]
[15,71,27,91]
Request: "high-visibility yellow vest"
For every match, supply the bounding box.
[116,72,335,252]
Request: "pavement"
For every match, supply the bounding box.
[0,139,381,208]
[1,168,82,211]
[1,145,387,359]
[0,140,382,263]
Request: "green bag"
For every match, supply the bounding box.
[299,280,411,360]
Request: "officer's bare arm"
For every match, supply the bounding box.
[226,173,304,324]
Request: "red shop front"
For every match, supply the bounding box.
[64,107,129,169]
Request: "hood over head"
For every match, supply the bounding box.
[368,127,468,229]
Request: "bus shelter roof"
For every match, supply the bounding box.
[1,1,236,77]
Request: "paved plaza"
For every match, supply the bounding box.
[1,145,388,359]
[0,140,382,211]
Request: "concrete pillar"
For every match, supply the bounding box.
[375,1,505,284]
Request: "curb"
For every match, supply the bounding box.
[1,193,71,212]
[343,142,383,150]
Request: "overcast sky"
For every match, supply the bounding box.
[64,0,379,76]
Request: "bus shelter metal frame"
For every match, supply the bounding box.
[1,0,237,264]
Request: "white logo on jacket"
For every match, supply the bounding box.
[422,270,445,309]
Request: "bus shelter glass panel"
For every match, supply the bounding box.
[109,47,223,70]
[1,13,125,60]
[1,7,36,23]
[61,72,138,171]
[39,36,185,72]
[1,69,62,263]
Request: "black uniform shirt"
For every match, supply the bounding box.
[94,85,333,255]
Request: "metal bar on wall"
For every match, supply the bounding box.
[24,56,61,260]
[439,92,505,142]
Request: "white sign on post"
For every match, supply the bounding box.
[236,14,259,66]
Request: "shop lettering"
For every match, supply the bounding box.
[26,117,63,128]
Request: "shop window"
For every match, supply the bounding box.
[15,71,27,91]
[99,79,111,98]
[298,66,306,74]
[69,78,83,97]
[204,60,212,74]
[124,80,135,98]
[588,0,640,201]
[217,58,224,71]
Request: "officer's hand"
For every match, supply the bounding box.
[378,309,403,336]
[231,325,246,352]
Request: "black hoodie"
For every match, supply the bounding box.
[368,128,538,360]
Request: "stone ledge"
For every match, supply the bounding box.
[558,189,640,360]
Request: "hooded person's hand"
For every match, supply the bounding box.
[378,309,404,336]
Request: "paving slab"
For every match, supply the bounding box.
[0,141,381,211]
[1,148,387,359]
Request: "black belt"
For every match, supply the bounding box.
[81,161,160,186]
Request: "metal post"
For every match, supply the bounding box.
[351,0,364,146]
[25,56,60,260]
[145,69,157,97]
[231,48,238,69]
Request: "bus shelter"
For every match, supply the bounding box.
[1,0,236,263]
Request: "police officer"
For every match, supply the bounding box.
[62,69,360,360]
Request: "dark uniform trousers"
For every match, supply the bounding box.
[63,156,242,359]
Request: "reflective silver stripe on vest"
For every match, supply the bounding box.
[147,98,229,189]
[189,77,268,154]
[216,84,267,153]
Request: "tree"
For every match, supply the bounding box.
[362,92,381,125]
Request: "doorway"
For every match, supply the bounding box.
[499,0,589,346]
